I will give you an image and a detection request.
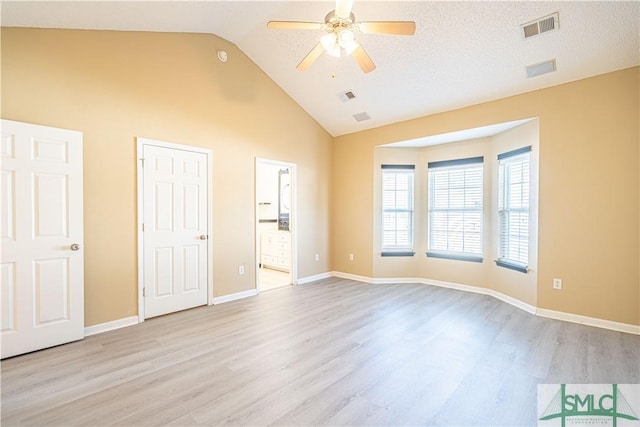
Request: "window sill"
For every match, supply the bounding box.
[426,252,483,263]
[495,259,529,273]
[381,251,416,257]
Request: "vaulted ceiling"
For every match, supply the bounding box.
[2,1,639,136]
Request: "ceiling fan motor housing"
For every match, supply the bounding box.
[325,10,355,27]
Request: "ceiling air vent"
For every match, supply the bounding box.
[337,90,356,102]
[521,12,559,39]
[526,59,556,78]
[353,112,371,122]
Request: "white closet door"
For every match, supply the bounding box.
[1,119,84,359]
[142,143,209,318]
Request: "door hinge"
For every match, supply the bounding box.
[143,287,146,297]
[140,158,145,168]
[142,223,144,232]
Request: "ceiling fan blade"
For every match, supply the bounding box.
[267,21,324,30]
[297,42,325,71]
[358,21,416,35]
[352,44,376,73]
[334,0,354,19]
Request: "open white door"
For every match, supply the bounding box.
[138,139,211,319]
[1,119,84,359]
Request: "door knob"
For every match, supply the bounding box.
[199,235,207,240]
[70,243,80,251]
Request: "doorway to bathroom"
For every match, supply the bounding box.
[255,158,296,292]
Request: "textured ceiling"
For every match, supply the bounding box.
[2,1,639,137]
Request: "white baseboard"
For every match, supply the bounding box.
[369,276,537,315]
[489,288,537,315]
[326,271,638,335]
[537,308,640,335]
[331,271,375,283]
[84,316,139,337]
[371,276,424,285]
[297,272,332,285]
[421,278,537,314]
[84,290,260,337]
[211,289,258,305]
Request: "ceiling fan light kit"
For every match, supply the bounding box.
[320,28,357,57]
[267,0,416,73]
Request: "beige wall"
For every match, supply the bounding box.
[3,27,638,328]
[331,134,374,275]
[1,28,333,326]
[334,67,639,326]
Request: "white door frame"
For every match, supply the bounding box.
[255,158,297,291]
[136,138,213,323]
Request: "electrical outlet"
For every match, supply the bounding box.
[553,278,562,290]
[349,253,354,261]
[315,254,319,261]
[239,265,245,275]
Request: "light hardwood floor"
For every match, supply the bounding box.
[2,278,639,426]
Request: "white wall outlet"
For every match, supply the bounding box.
[349,253,354,261]
[239,265,245,275]
[553,278,562,289]
[315,254,319,261]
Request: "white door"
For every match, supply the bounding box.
[141,142,209,318]
[1,119,84,359]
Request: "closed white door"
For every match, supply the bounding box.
[142,143,209,318]
[1,119,84,359]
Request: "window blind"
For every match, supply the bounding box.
[428,157,483,259]
[497,147,531,270]
[381,165,414,253]
[497,145,531,160]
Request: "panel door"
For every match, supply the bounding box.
[1,119,84,359]
[143,145,208,318]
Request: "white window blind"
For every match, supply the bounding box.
[428,157,483,260]
[382,166,414,252]
[498,147,531,269]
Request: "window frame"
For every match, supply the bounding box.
[381,165,415,257]
[496,146,532,273]
[426,157,484,262]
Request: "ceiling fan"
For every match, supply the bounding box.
[267,0,416,73]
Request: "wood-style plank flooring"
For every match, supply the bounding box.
[2,278,639,426]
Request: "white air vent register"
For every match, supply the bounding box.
[521,12,559,39]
